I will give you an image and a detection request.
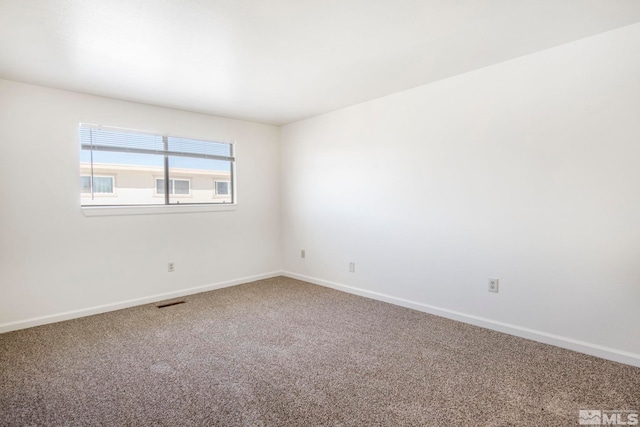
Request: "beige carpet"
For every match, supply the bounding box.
[1,276,638,426]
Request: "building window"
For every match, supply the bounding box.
[215,180,230,196]
[80,175,114,194]
[156,178,191,195]
[79,124,234,206]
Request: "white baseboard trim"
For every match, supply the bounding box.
[283,271,640,368]
[0,271,283,334]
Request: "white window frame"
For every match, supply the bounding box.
[79,124,236,216]
[80,175,116,196]
[154,177,192,197]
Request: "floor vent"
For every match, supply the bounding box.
[156,300,186,308]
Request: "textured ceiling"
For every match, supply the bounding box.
[2,0,640,125]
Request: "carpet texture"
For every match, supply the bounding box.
[1,276,638,426]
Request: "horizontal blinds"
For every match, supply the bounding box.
[168,137,231,158]
[80,125,234,161]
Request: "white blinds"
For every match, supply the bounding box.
[79,125,234,161]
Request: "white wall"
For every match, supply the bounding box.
[0,80,281,327]
[281,23,640,364]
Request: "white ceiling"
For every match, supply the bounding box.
[2,1,640,125]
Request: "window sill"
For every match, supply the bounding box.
[81,204,237,217]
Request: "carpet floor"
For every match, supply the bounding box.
[1,276,638,426]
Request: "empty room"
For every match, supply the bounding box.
[1,1,639,425]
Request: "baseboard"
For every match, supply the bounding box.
[5,270,639,368]
[283,271,640,368]
[0,271,283,334]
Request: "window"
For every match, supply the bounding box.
[79,125,234,207]
[156,178,191,195]
[215,180,230,196]
[80,175,114,194]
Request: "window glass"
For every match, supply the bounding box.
[93,177,113,193]
[80,149,164,206]
[174,179,190,195]
[80,125,234,206]
[80,176,91,193]
[216,181,230,195]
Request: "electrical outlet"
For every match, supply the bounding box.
[488,278,499,293]
[168,262,175,272]
[301,250,305,259]
[349,262,355,273]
